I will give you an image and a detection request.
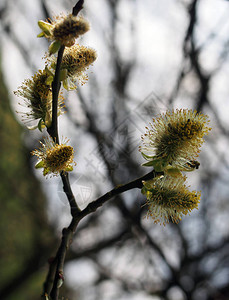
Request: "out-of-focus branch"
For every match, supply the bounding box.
[67,228,129,260]
[41,0,50,20]
[0,244,48,299]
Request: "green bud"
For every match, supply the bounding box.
[43,168,50,176]
[38,20,53,36]
[38,119,46,131]
[65,165,73,172]
[45,75,54,86]
[37,32,45,38]
[49,40,61,54]
[142,157,166,172]
[35,160,45,169]
[141,161,155,167]
[141,152,154,161]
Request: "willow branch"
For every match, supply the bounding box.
[48,0,85,141]
[49,170,160,298]
[45,2,85,299]
[45,168,160,299]
[42,257,58,297]
[76,169,160,223]
[60,171,80,216]
[46,44,80,214]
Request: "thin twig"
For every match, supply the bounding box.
[50,228,73,300]
[42,257,58,297]
[60,171,80,215]
[76,169,159,223]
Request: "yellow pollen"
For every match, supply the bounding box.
[46,145,73,168]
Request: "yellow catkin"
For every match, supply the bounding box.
[52,14,90,47]
[32,137,76,176]
[38,14,90,47]
[140,109,211,171]
[142,175,201,225]
[46,44,97,90]
[14,69,64,127]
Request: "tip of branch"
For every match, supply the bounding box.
[72,0,84,16]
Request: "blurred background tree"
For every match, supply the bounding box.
[0,59,59,299]
[0,0,229,300]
